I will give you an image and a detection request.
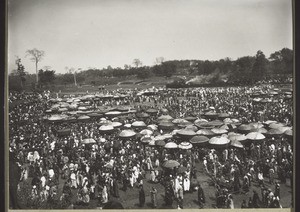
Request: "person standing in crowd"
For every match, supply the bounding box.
[150,187,157,208]
[139,185,145,207]
[197,184,205,208]
[227,194,234,209]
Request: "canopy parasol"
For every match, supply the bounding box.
[190,135,209,145]
[119,130,136,138]
[178,142,193,149]
[162,160,180,169]
[82,138,96,144]
[164,142,178,149]
[132,121,147,128]
[246,132,265,141]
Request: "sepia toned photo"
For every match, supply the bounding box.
[7,0,294,210]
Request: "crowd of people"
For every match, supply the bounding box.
[9,84,293,209]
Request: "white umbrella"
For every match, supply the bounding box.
[209,136,230,145]
[164,142,178,149]
[132,121,147,128]
[82,138,96,144]
[246,132,265,140]
[119,130,136,138]
[99,125,114,132]
[140,129,153,136]
[178,142,193,150]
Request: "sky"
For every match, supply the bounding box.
[7,0,293,74]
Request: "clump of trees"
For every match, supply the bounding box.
[9,48,293,91]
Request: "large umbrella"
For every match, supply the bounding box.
[177,129,196,138]
[136,112,150,118]
[145,108,158,114]
[284,129,293,138]
[218,113,230,119]
[195,122,215,129]
[78,106,87,111]
[82,138,96,144]
[184,116,197,122]
[132,121,147,128]
[263,120,277,125]
[158,115,173,121]
[162,160,180,169]
[119,130,136,138]
[269,122,286,129]
[155,140,166,147]
[77,115,90,121]
[178,142,193,150]
[249,122,264,129]
[87,113,103,118]
[178,121,194,128]
[204,111,219,119]
[99,119,112,126]
[99,125,114,132]
[105,111,122,117]
[111,122,122,128]
[58,107,68,112]
[164,142,178,149]
[209,120,224,127]
[238,124,254,133]
[194,118,208,124]
[141,136,153,144]
[190,135,209,146]
[228,134,247,143]
[185,125,198,132]
[250,127,268,134]
[209,136,230,147]
[266,128,284,137]
[211,128,228,135]
[230,140,244,148]
[140,129,153,136]
[158,122,175,130]
[48,115,63,122]
[246,132,265,141]
[172,118,189,124]
[196,129,215,137]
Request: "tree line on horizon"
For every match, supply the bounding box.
[9,48,293,91]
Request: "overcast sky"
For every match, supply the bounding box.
[8,0,293,74]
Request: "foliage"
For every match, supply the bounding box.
[252,50,268,78]
[25,48,45,83]
[38,69,56,87]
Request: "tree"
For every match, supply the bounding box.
[269,48,293,74]
[65,66,78,86]
[133,59,142,68]
[136,67,151,79]
[160,62,176,78]
[252,50,268,78]
[14,57,26,89]
[38,69,56,87]
[25,48,45,84]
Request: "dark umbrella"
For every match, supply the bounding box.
[146,108,158,114]
[158,122,175,130]
[230,140,244,148]
[190,135,209,146]
[184,116,197,122]
[155,140,166,147]
[136,112,150,118]
[162,160,180,169]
